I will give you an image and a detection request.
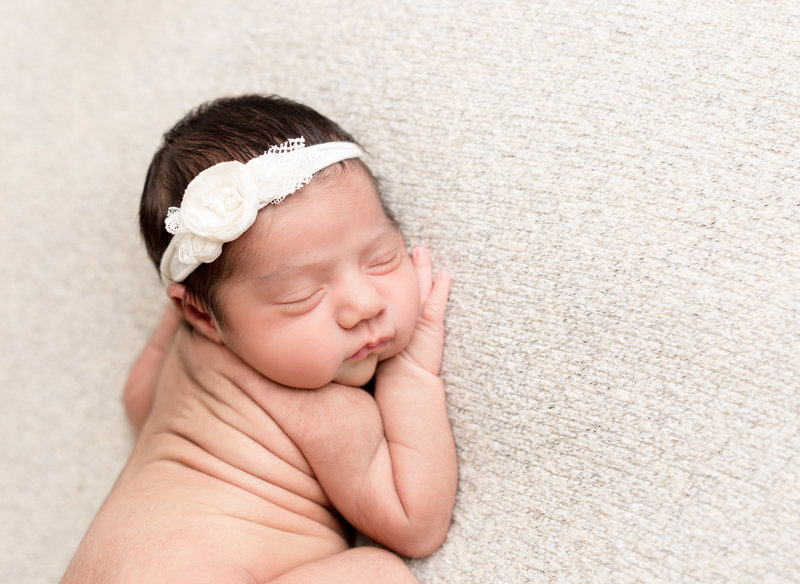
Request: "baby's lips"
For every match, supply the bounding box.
[349,337,391,360]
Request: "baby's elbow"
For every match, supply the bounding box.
[388,521,450,559]
[398,537,446,559]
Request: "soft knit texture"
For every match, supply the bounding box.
[1,2,798,582]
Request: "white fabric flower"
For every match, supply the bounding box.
[180,161,260,242]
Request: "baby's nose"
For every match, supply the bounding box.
[337,274,387,329]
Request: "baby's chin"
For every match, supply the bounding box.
[332,357,380,387]
[275,363,377,390]
[333,370,376,388]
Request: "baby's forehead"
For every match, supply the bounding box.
[312,158,382,201]
[316,160,398,227]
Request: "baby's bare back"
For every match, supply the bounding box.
[61,327,350,584]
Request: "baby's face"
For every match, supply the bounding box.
[212,164,420,389]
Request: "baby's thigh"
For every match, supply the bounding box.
[269,547,418,584]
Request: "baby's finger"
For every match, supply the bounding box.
[413,246,433,306]
[420,270,452,326]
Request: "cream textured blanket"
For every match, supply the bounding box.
[2,2,798,582]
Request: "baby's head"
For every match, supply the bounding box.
[140,95,420,388]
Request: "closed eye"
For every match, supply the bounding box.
[367,249,401,274]
[276,288,324,312]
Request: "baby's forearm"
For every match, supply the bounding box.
[286,364,456,558]
[372,359,457,556]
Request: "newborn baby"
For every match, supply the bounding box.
[60,95,457,583]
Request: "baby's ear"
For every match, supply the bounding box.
[166,283,223,344]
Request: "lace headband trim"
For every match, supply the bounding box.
[159,138,363,283]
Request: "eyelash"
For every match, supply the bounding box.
[368,250,400,273]
[278,288,322,307]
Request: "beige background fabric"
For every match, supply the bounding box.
[2,1,799,582]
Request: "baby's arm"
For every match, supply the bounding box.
[370,248,457,553]
[291,247,457,558]
[122,303,181,435]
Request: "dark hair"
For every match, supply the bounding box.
[139,94,364,324]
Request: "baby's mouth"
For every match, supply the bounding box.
[348,338,391,361]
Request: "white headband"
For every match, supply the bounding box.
[159,137,363,283]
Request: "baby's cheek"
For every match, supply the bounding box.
[258,333,338,389]
[264,354,335,389]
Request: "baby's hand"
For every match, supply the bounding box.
[393,246,452,375]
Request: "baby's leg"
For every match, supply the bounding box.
[269,547,419,584]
